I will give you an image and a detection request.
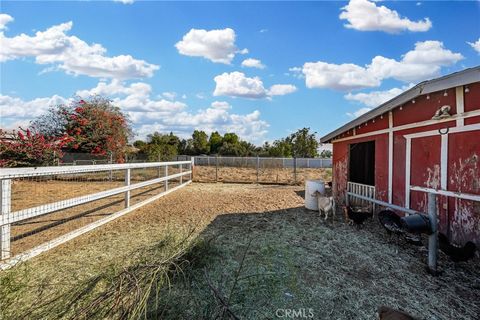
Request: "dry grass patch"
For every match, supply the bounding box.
[1,183,479,319]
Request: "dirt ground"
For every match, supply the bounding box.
[9,170,183,255]
[193,166,332,184]
[2,183,479,319]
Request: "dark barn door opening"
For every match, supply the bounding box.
[349,141,375,186]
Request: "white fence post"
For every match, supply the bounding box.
[165,165,169,191]
[1,179,12,260]
[180,163,183,184]
[125,169,131,208]
[191,157,194,182]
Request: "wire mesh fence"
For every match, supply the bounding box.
[0,161,193,266]
[52,152,332,185]
[192,156,332,185]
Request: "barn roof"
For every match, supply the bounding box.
[320,66,480,143]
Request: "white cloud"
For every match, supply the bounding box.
[0,13,13,30]
[267,84,297,96]
[347,107,372,118]
[0,19,159,79]
[0,94,70,128]
[467,38,480,54]
[162,92,177,100]
[113,0,135,4]
[298,41,463,91]
[213,71,296,99]
[175,28,247,64]
[214,72,266,98]
[302,61,380,91]
[344,84,414,107]
[339,0,432,33]
[241,58,265,69]
[211,101,232,110]
[1,80,269,143]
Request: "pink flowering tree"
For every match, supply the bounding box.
[0,128,71,167]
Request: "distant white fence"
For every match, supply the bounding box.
[193,156,332,168]
[0,160,193,268]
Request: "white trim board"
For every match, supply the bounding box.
[388,111,393,203]
[405,137,412,209]
[331,109,480,144]
[455,86,465,126]
[403,123,480,139]
[410,185,480,202]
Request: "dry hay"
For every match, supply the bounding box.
[1,183,479,319]
[9,177,181,255]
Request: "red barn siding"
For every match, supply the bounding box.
[332,133,389,206]
[393,88,456,127]
[355,115,389,135]
[464,82,480,112]
[330,81,480,245]
[447,130,480,245]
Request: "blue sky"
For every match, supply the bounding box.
[1,0,479,144]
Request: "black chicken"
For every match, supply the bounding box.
[345,206,373,225]
[438,233,477,262]
[378,210,403,236]
[378,210,423,245]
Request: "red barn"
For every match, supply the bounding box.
[320,67,480,246]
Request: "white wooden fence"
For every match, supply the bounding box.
[346,181,376,211]
[0,160,193,268]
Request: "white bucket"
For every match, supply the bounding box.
[305,180,325,210]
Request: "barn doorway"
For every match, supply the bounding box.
[349,141,375,186]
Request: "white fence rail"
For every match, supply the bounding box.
[0,160,193,267]
[346,181,376,211]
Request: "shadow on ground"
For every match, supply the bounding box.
[157,206,480,320]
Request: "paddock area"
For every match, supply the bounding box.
[1,183,479,319]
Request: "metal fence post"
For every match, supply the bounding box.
[215,155,219,182]
[293,157,297,184]
[427,192,438,274]
[256,155,260,184]
[124,169,131,208]
[165,165,169,191]
[1,179,11,260]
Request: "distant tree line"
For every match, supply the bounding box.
[133,127,325,160]
[1,94,330,167]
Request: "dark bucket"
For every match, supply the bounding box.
[400,214,432,234]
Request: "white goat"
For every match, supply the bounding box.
[311,190,335,220]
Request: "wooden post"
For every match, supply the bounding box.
[124,169,131,208]
[427,193,438,275]
[1,179,11,260]
[165,165,169,191]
